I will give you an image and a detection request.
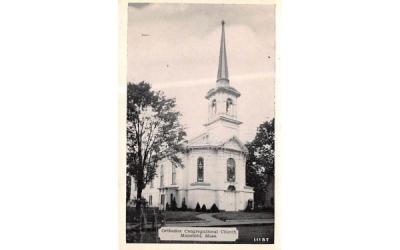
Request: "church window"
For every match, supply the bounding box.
[134,181,137,191]
[227,158,235,182]
[172,165,176,185]
[149,195,152,206]
[226,98,233,115]
[197,157,204,182]
[211,99,217,114]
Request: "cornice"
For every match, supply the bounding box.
[204,115,242,126]
[205,86,241,99]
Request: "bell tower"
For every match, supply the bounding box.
[205,20,242,143]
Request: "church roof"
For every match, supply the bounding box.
[186,133,248,154]
[186,132,210,147]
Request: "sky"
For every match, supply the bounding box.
[128,3,275,143]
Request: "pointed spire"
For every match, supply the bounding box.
[217,20,229,86]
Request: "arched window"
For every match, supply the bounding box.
[226,98,233,115]
[211,99,217,114]
[227,158,235,182]
[197,157,204,182]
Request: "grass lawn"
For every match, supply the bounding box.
[212,211,274,221]
[165,211,202,221]
[126,207,203,223]
[126,224,274,244]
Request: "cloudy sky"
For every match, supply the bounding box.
[128,3,275,143]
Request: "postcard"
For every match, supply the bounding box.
[119,1,277,248]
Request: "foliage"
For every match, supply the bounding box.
[195,202,201,212]
[171,197,177,211]
[126,206,138,223]
[127,82,186,199]
[246,118,275,207]
[210,204,220,213]
[245,199,253,212]
[126,175,131,202]
[201,204,207,212]
[181,198,187,211]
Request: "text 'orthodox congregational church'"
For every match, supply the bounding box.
[129,21,254,211]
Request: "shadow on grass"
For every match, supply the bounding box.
[212,211,274,221]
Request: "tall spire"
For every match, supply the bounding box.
[217,20,229,86]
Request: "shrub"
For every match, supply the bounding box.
[166,202,170,211]
[210,203,219,213]
[195,202,201,212]
[181,198,187,211]
[245,199,253,212]
[201,204,207,212]
[171,197,177,211]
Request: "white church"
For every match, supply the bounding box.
[129,21,254,211]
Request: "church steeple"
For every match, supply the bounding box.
[204,20,242,143]
[217,20,229,86]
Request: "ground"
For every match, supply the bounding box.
[126,208,274,243]
[126,207,202,222]
[211,211,274,221]
[164,211,202,221]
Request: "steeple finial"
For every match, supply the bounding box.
[217,20,229,86]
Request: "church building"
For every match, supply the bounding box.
[129,21,254,211]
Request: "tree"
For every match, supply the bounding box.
[127,82,186,203]
[246,118,275,208]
